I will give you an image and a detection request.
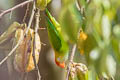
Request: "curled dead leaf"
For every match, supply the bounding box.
[14,24,41,72]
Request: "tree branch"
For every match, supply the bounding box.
[0,0,33,19]
[66,44,77,80]
[25,1,36,34]
[22,3,30,23]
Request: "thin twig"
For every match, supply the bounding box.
[0,32,23,65]
[25,1,36,34]
[66,44,77,80]
[0,1,35,66]
[0,0,33,19]
[23,3,30,23]
[76,0,86,19]
[32,8,41,80]
[76,0,81,11]
[76,0,91,20]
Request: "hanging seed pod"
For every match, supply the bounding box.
[14,24,41,72]
[69,62,88,80]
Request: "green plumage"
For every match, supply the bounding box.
[45,9,69,65]
[46,17,62,51]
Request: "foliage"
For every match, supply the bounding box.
[58,0,120,80]
[0,0,120,80]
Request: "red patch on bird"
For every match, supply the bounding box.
[55,59,65,68]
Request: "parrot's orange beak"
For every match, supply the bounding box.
[55,59,65,68]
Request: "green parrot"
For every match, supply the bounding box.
[45,9,69,68]
[36,0,51,10]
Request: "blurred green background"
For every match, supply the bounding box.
[0,0,120,80]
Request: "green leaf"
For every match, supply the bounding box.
[113,24,120,39]
[59,3,83,43]
[61,0,75,6]
[102,15,111,42]
[111,37,120,62]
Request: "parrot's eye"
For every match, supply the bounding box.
[57,57,60,62]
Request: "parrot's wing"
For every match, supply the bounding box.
[45,9,61,31]
[46,15,62,51]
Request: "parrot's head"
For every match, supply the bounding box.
[54,51,69,68]
[55,58,65,68]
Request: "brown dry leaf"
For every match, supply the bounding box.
[14,27,41,72]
